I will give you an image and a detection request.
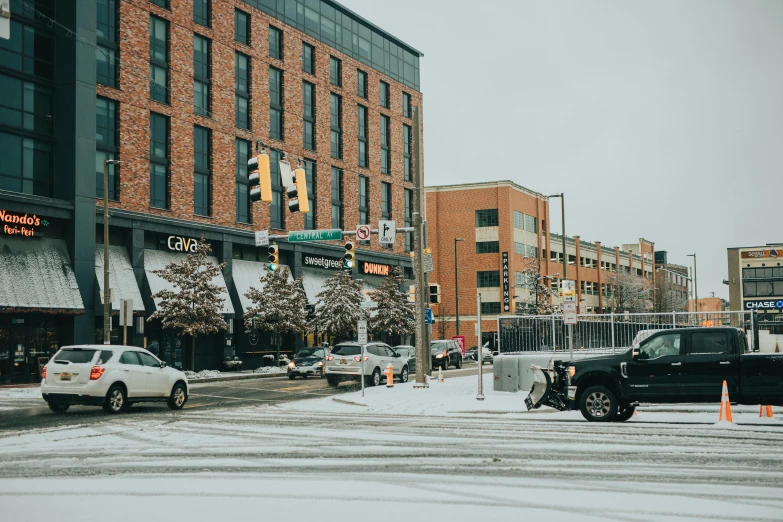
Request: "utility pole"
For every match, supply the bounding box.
[454,237,463,335]
[102,159,121,345]
[688,253,698,314]
[412,105,429,387]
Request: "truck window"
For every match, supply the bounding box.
[739,331,749,353]
[689,331,729,355]
[639,333,680,359]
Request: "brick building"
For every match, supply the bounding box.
[727,245,783,334]
[426,181,658,349]
[0,0,422,381]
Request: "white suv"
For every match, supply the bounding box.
[41,345,189,414]
[324,342,410,387]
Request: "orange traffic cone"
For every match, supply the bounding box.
[718,380,733,423]
[633,409,638,417]
[760,405,774,418]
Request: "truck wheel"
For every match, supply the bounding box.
[615,406,635,422]
[326,375,340,387]
[579,385,618,422]
[455,357,462,369]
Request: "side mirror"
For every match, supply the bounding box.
[631,349,639,360]
[159,361,168,368]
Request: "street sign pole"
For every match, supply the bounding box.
[476,292,484,401]
[412,105,429,388]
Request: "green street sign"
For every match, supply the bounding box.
[288,229,343,242]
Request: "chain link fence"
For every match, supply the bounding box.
[498,311,757,355]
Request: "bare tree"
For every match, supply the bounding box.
[148,238,227,371]
[436,303,452,339]
[654,276,688,313]
[514,258,561,315]
[605,268,653,313]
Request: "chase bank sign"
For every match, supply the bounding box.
[744,299,783,311]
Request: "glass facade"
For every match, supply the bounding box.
[476,209,499,227]
[357,104,368,167]
[302,42,315,74]
[380,114,390,174]
[513,210,537,233]
[149,15,169,103]
[270,149,284,229]
[95,96,118,200]
[194,126,211,216]
[269,66,283,140]
[476,241,500,254]
[358,175,369,244]
[194,35,211,117]
[403,92,411,118]
[330,93,342,159]
[403,124,411,181]
[269,25,282,59]
[304,159,316,230]
[404,188,412,251]
[239,0,421,91]
[96,0,118,88]
[236,139,251,223]
[149,113,169,209]
[194,0,211,27]
[477,271,500,288]
[379,80,389,108]
[331,167,343,229]
[330,56,341,86]
[357,69,367,98]
[235,53,250,129]
[303,81,315,150]
[235,9,250,45]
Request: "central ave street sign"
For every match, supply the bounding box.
[288,229,342,242]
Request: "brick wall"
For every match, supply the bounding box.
[97,0,420,255]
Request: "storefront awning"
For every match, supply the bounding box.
[232,260,293,313]
[144,249,235,316]
[94,245,145,313]
[0,237,84,313]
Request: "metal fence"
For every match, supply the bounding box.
[497,311,757,355]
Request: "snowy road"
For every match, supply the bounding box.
[1,375,781,521]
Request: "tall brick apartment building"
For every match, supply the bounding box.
[0,0,423,381]
[426,181,657,349]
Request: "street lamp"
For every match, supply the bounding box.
[103,158,121,345]
[547,193,566,287]
[454,238,464,335]
[687,253,698,313]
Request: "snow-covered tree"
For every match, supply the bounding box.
[148,238,227,371]
[368,266,415,339]
[605,268,653,313]
[514,259,561,315]
[244,266,309,336]
[313,270,364,343]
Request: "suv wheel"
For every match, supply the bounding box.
[371,368,381,387]
[455,357,462,369]
[103,384,127,414]
[326,375,340,387]
[167,382,187,410]
[579,385,618,422]
[399,366,409,383]
[48,402,69,414]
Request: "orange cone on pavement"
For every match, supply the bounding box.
[718,380,733,423]
[760,405,774,418]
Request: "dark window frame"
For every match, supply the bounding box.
[149,15,169,104]
[96,0,118,88]
[331,167,343,229]
[193,0,210,28]
[193,34,211,117]
[269,66,283,140]
[268,25,283,60]
[330,93,342,160]
[235,52,251,130]
[234,9,250,46]
[235,138,251,224]
[304,159,316,230]
[358,175,369,244]
[303,80,315,151]
[476,241,500,254]
[380,80,389,108]
[269,149,285,230]
[302,42,315,74]
[477,271,501,288]
[96,96,119,201]
[329,56,342,87]
[402,92,411,118]
[481,302,501,315]
[193,125,211,217]
[380,114,390,175]
[357,104,368,168]
[149,112,169,209]
[357,69,367,98]
[404,188,413,251]
[403,123,412,182]
[476,209,499,227]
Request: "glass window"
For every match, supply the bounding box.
[270,149,284,229]
[481,302,501,315]
[380,115,390,174]
[0,21,55,80]
[477,271,500,288]
[235,9,250,45]
[304,159,316,230]
[194,126,211,216]
[402,92,411,118]
[302,42,314,74]
[269,26,282,59]
[193,0,210,27]
[194,35,210,117]
[330,93,342,159]
[380,80,389,108]
[358,175,369,243]
[476,241,500,254]
[149,112,169,209]
[639,333,681,359]
[54,349,99,364]
[381,182,392,219]
[357,69,367,98]
[119,351,141,365]
[150,0,168,8]
[149,15,168,103]
[331,167,343,229]
[357,104,368,167]
[0,75,53,135]
[96,0,118,87]
[269,66,283,140]
[0,133,52,196]
[138,351,161,367]
[476,209,499,227]
[404,188,413,252]
[235,53,250,130]
[96,96,118,200]
[330,56,341,86]
[236,139,251,224]
[303,81,315,150]
[403,124,412,181]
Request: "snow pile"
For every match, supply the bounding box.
[184,370,222,380]
[0,386,43,411]
[253,367,285,375]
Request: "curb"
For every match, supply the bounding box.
[187,372,287,384]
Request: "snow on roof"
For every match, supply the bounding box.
[232,260,293,312]
[94,245,145,312]
[144,249,235,315]
[0,238,84,312]
[301,268,332,305]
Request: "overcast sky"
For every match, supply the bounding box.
[341,0,783,301]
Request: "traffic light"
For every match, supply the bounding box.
[267,244,279,271]
[248,153,272,203]
[428,283,441,304]
[287,165,310,213]
[343,241,355,270]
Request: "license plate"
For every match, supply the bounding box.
[60,372,72,381]
[340,358,347,364]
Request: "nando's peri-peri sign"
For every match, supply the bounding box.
[0,209,49,237]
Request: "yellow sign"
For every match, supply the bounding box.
[424,248,431,254]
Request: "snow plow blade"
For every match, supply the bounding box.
[524,364,571,412]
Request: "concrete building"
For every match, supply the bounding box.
[0,0,422,382]
[727,245,783,334]
[425,180,658,349]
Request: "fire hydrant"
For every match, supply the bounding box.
[385,364,394,388]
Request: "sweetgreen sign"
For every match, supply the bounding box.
[288,229,342,242]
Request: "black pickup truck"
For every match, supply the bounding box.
[526,327,783,422]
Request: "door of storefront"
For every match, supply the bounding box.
[0,317,62,384]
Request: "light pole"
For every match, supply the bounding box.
[687,253,698,313]
[454,238,464,336]
[547,193,566,285]
[103,158,121,345]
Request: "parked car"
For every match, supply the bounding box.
[41,345,189,414]
[431,340,463,370]
[465,345,493,363]
[392,345,416,372]
[287,347,330,379]
[324,342,410,387]
[526,327,783,422]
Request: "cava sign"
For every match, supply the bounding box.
[167,235,201,252]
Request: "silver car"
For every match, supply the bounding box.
[324,342,410,387]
